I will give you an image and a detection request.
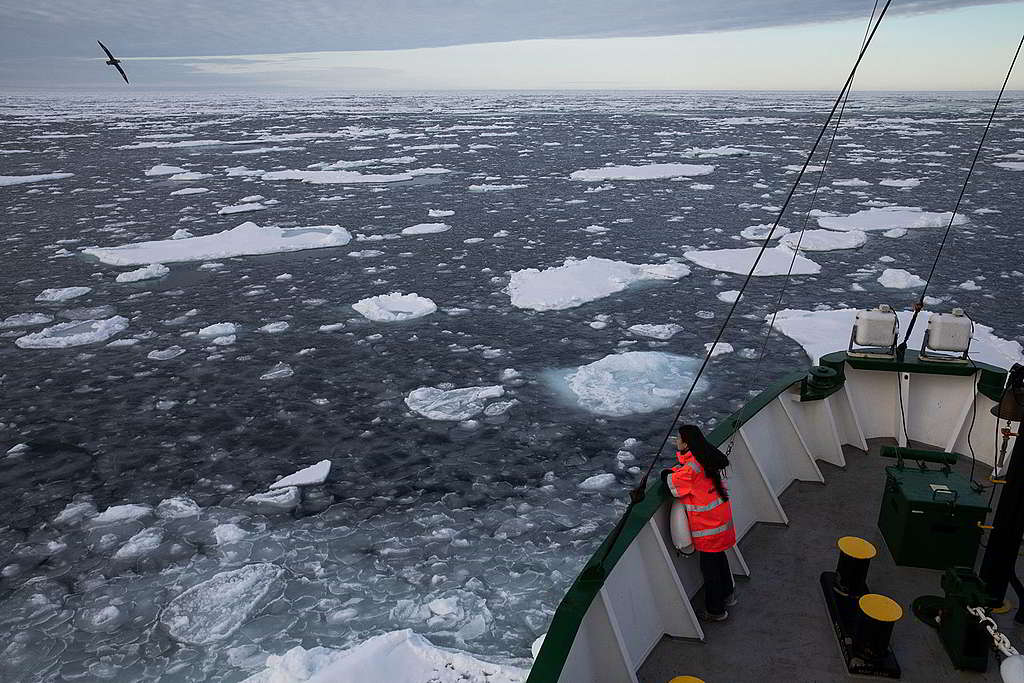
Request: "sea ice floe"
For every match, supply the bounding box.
[773,308,1023,367]
[579,473,617,490]
[270,459,332,489]
[353,293,437,322]
[262,169,414,184]
[879,178,921,188]
[401,222,450,235]
[83,222,352,265]
[169,187,209,196]
[832,178,872,186]
[508,257,690,311]
[156,496,201,519]
[0,172,73,186]
[169,172,212,181]
[569,163,714,181]
[877,268,926,289]
[218,203,266,215]
[683,247,820,276]
[0,313,53,329]
[36,286,91,302]
[115,263,169,283]
[994,162,1024,171]
[779,229,868,252]
[428,209,455,217]
[144,164,187,176]
[15,316,128,349]
[113,528,165,561]
[817,206,967,231]
[629,323,684,340]
[90,503,153,526]
[405,385,505,421]
[258,322,289,333]
[242,629,525,683]
[740,224,790,240]
[705,341,734,358]
[245,487,301,510]
[681,146,750,158]
[198,322,237,338]
[260,363,294,380]
[160,564,284,645]
[467,184,527,191]
[148,346,186,361]
[558,351,707,416]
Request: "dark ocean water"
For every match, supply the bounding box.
[1,91,1022,681]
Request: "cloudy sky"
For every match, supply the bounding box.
[1,0,1022,90]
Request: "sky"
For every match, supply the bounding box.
[1,0,1022,91]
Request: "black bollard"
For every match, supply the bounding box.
[853,594,903,661]
[835,536,877,597]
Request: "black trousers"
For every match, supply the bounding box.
[699,550,734,615]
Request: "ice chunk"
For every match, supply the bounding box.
[242,630,525,683]
[405,385,505,421]
[509,256,690,311]
[169,171,212,181]
[0,313,53,329]
[270,459,332,489]
[53,500,97,526]
[245,487,300,510]
[198,322,237,338]
[258,322,290,333]
[161,564,284,645]
[883,228,908,238]
[115,263,169,283]
[832,178,872,186]
[467,183,528,192]
[219,202,266,215]
[705,341,734,357]
[113,528,165,560]
[213,523,248,545]
[148,345,185,361]
[144,164,187,176]
[579,473,617,490]
[559,351,707,416]
[994,161,1024,171]
[717,290,741,303]
[353,293,437,322]
[15,316,128,349]
[260,363,294,380]
[684,247,820,276]
[262,169,414,183]
[169,187,209,196]
[83,222,352,265]
[90,503,153,526]
[36,286,91,302]
[773,308,1022,367]
[877,268,926,289]
[817,206,967,232]
[880,178,921,188]
[629,324,683,340]
[401,222,450,235]
[570,163,714,181]
[681,146,750,158]
[156,496,201,519]
[428,209,455,217]
[740,224,790,240]
[0,172,73,186]
[779,229,867,252]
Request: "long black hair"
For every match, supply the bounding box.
[679,424,729,501]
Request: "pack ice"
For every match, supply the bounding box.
[508,257,690,311]
[242,629,526,683]
[0,172,73,186]
[262,169,414,184]
[160,563,284,645]
[569,163,714,181]
[817,206,967,231]
[779,229,868,252]
[560,351,707,416]
[353,293,437,322]
[83,222,352,265]
[683,247,820,276]
[405,386,505,421]
[773,309,1023,367]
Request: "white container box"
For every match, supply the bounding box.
[926,310,972,352]
[854,306,898,347]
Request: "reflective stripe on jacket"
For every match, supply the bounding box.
[667,450,735,552]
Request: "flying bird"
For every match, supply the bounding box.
[97,40,129,84]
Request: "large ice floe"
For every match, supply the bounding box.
[353,293,437,322]
[554,351,707,416]
[160,564,284,645]
[243,629,526,683]
[683,246,820,276]
[817,206,968,231]
[36,286,91,302]
[261,169,414,184]
[405,385,506,421]
[569,163,714,181]
[779,229,868,252]
[401,222,450,235]
[508,257,690,311]
[83,222,352,266]
[15,316,128,349]
[773,309,1023,368]
[0,172,73,186]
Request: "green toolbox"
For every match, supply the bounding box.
[877,463,989,570]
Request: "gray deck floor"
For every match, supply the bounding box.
[638,440,1023,683]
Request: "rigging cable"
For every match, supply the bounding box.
[588,0,895,575]
[750,0,880,379]
[896,31,1024,354]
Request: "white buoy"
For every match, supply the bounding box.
[670,499,695,554]
[1001,654,1024,683]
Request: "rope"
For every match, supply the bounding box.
[751,0,879,375]
[588,0,896,574]
[897,31,1024,353]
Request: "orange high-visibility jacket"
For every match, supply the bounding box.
[667,449,735,552]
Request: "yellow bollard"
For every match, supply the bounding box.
[669,677,705,683]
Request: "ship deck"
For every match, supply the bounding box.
[638,439,1021,683]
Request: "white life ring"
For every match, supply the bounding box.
[670,498,695,555]
[1001,654,1024,683]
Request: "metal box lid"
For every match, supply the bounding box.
[885,466,990,511]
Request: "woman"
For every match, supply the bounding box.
[664,424,736,621]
